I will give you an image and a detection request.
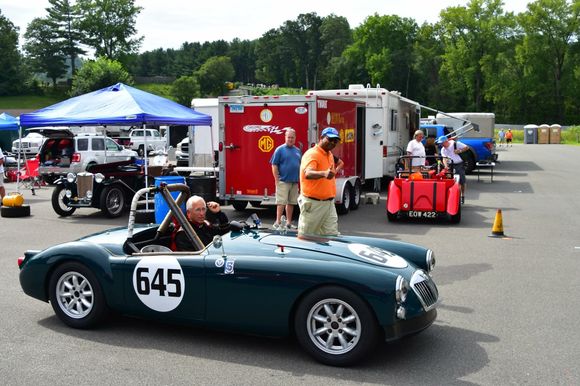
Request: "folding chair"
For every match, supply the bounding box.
[18,158,44,195]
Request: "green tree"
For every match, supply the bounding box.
[228,38,256,84]
[255,29,289,85]
[517,0,580,123]
[345,14,418,95]
[70,56,133,95]
[24,18,67,88]
[0,10,26,95]
[45,0,85,77]
[319,14,352,88]
[171,75,200,106]
[196,56,235,97]
[76,0,143,60]
[438,0,511,111]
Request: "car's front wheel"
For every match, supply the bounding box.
[294,286,380,366]
[100,185,126,218]
[51,184,76,217]
[48,262,108,329]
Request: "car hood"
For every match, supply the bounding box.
[258,232,410,269]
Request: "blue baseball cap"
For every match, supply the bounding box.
[321,127,340,140]
[436,135,448,144]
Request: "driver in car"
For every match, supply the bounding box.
[175,195,231,251]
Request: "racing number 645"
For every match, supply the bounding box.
[136,267,182,297]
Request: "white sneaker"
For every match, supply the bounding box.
[272,222,280,230]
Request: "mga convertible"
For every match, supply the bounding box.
[18,183,439,366]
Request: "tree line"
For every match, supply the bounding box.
[1,0,580,125]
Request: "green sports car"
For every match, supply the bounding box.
[18,183,439,366]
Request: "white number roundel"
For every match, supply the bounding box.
[133,256,185,312]
[348,244,408,268]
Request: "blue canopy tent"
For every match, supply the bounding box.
[19,83,213,206]
[19,83,211,127]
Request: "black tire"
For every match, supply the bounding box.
[1,205,31,218]
[250,200,262,208]
[350,179,361,210]
[100,185,126,218]
[387,210,398,222]
[232,200,248,211]
[51,184,76,217]
[461,150,476,174]
[336,183,351,215]
[49,262,108,329]
[294,286,380,366]
[450,204,461,224]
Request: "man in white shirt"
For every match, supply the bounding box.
[406,130,426,170]
[436,135,468,203]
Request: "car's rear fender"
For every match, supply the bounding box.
[386,180,401,214]
[446,182,461,215]
[20,242,125,309]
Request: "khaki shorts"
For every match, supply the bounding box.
[275,181,299,205]
[0,173,4,187]
[297,195,339,237]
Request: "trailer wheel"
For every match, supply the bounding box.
[232,200,248,211]
[336,183,351,215]
[350,179,361,210]
[250,201,262,208]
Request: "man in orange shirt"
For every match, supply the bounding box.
[297,127,341,237]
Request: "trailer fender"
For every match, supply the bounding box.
[386,181,401,214]
[335,177,358,204]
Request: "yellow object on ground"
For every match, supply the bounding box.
[2,192,25,207]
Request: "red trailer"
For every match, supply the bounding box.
[218,95,364,214]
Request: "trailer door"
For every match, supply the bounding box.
[221,103,309,200]
[364,107,384,179]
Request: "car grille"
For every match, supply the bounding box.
[410,270,439,311]
[181,142,189,155]
[76,173,94,198]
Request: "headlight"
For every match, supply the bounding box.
[426,249,436,272]
[395,275,409,303]
[86,190,93,199]
[66,173,76,183]
[94,173,105,183]
[65,190,72,198]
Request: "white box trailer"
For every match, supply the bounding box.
[308,85,421,178]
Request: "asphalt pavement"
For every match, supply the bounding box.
[1,143,579,385]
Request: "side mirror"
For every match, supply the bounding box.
[212,235,222,249]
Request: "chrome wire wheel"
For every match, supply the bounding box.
[306,298,361,355]
[55,271,94,319]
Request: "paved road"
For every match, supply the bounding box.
[1,144,579,385]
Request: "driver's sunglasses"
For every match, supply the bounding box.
[328,138,340,144]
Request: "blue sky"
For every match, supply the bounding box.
[2,0,531,53]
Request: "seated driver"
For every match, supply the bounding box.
[175,195,231,251]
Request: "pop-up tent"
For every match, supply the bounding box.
[19,83,211,127]
[0,112,19,131]
[19,83,212,203]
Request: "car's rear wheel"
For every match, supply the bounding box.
[49,262,108,329]
[100,185,125,218]
[294,286,380,366]
[51,184,76,217]
[387,210,398,222]
[450,204,461,224]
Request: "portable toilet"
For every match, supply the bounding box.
[523,124,538,144]
[549,124,561,144]
[538,124,550,144]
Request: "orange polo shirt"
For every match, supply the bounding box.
[300,145,336,200]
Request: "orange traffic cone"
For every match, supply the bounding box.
[489,209,505,238]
